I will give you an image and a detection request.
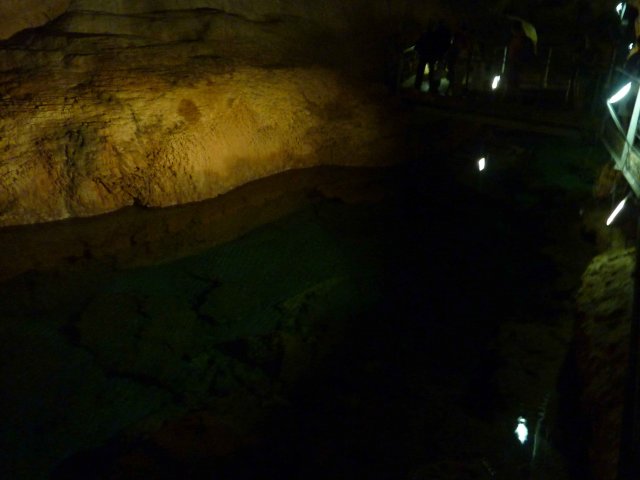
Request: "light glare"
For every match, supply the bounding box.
[617,2,624,14]
[492,75,501,90]
[630,43,635,51]
[515,417,528,444]
[608,82,632,104]
[606,196,628,226]
[478,157,486,171]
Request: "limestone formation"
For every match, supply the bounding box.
[0,62,396,226]
[0,3,407,227]
[0,0,70,40]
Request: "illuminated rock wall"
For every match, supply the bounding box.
[0,2,410,227]
[0,64,394,226]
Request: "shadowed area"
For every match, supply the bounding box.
[0,110,603,478]
[0,1,633,479]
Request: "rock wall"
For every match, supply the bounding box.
[0,0,70,40]
[0,63,395,226]
[576,248,635,480]
[0,1,416,227]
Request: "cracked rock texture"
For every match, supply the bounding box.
[0,1,409,226]
[0,64,395,226]
[575,248,635,480]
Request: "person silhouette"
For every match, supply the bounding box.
[504,21,534,99]
[414,20,452,94]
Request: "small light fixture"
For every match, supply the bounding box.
[606,194,630,226]
[630,43,635,51]
[515,416,528,444]
[492,75,501,90]
[478,157,486,171]
[608,82,632,104]
[617,2,627,18]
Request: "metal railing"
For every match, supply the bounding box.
[602,68,640,480]
[601,69,640,196]
[397,42,606,109]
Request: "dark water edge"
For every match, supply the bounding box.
[1,120,601,479]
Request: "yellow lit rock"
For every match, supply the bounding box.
[0,60,398,227]
[0,3,409,226]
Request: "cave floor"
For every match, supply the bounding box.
[0,110,603,479]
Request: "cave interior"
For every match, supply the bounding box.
[0,1,638,479]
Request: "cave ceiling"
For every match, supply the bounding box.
[0,0,626,45]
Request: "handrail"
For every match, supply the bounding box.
[607,67,640,480]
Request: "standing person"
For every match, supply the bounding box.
[504,21,534,99]
[414,23,435,92]
[414,20,452,94]
[446,24,471,95]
